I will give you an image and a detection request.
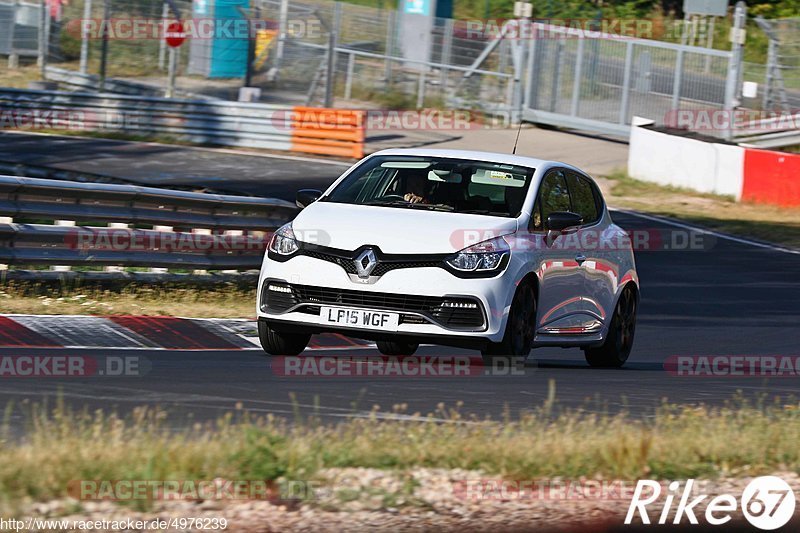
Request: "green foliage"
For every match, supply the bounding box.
[59,27,82,62]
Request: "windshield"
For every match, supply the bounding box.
[322,155,535,217]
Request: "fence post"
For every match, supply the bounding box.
[723,1,746,141]
[80,0,93,74]
[323,2,341,108]
[166,46,177,98]
[98,0,110,91]
[522,24,534,110]
[671,49,684,111]
[570,38,584,117]
[51,220,75,272]
[37,0,46,75]
[8,1,18,69]
[416,67,426,109]
[344,51,355,100]
[549,41,563,112]
[384,9,395,84]
[619,41,634,125]
[440,18,453,91]
[157,2,168,70]
[275,0,289,73]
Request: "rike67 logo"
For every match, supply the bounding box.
[625,476,796,530]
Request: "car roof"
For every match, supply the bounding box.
[369,148,582,174]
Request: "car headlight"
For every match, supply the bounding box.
[446,236,510,272]
[268,222,299,256]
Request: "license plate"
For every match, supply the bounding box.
[320,306,399,331]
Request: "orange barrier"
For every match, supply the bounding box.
[290,107,366,159]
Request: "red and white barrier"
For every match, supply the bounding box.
[628,119,800,207]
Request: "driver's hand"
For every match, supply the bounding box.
[404,192,423,203]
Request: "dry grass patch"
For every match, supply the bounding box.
[0,283,255,318]
[1,396,800,513]
[600,170,800,249]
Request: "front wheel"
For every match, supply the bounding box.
[258,321,311,356]
[481,281,536,366]
[584,286,637,368]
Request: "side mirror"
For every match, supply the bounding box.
[546,211,583,232]
[296,189,322,209]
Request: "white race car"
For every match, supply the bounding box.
[257,149,639,367]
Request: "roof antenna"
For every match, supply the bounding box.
[511,119,523,155]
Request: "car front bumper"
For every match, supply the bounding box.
[256,254,518,345]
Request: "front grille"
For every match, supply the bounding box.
[372,260,442,277]
[303,250,358,274]
[299,248,445,277]
[293,284,440,312]
[277,283,485,330]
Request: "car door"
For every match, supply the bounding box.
[565,171,619,330]
[531,168,591,334]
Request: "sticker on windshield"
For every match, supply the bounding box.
[471,168,526,187]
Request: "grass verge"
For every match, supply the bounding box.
[0,283,255,318]
[601,170,800,249]
[1,394,799,513]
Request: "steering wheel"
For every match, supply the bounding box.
[377,194,407,202]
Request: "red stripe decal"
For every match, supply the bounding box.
[0,317,61,347]
[109,316,240,350]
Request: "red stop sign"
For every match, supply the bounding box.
[165,21,186,48]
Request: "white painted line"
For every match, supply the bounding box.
[615,208,800,256]
[0,130,353,166]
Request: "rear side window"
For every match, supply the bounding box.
[566,172,600,225]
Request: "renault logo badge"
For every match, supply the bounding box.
[355,248,377,278]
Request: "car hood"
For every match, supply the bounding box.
[291,201,519,254]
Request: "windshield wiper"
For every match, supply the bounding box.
[459,209,504,215]
[402,202,454,212]
[365,200,454,212]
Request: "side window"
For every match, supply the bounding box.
[530,198,543,231]
[565,172,599,225]
[539,170,571,223]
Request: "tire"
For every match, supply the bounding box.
[258,321,311,356]
[376,340,419,356]
[584,286,637,368]
[481,281,536,366]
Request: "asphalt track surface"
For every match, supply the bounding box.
[0,213,798,428]
[0,134,799,428]
[0,132,349,199]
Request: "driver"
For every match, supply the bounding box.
[403,172,429,203]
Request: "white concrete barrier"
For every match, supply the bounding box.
[628,119,744,200]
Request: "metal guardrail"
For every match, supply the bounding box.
[0,175,298,271]
[43,67,211,100]
[0,88,367,158]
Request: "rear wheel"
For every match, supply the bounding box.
[481,281,536,366]
[258,321,311,356]
[376,340,419,356]
[584,286,637,368]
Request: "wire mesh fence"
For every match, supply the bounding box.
[2,0,798,140]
